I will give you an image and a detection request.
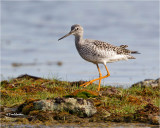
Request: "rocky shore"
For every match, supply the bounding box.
[0,74,159,126]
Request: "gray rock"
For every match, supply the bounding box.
[3,107,18,113]
[131,78,160,88]
[99,87,121,97]
[33,97,97,117]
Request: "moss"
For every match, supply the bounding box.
[129,86,160,97]
[0,105,4,112]
[77,91,95,99]
[48,87,66,94]
[18,98,40,114]
[0,80,9,87]
[127,95,143,105]
[20,85,45,93]
[22,103,34,115]
[29,110,54,122]
[123,114,134,122]
[53,111,83,123]
[104,113,125,122]
[0,90,10,99]
[134,103,159,123]
[65,89,98,99]
[92,98,103,106]
[104,113,135,123]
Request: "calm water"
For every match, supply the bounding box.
[1,1,159,87]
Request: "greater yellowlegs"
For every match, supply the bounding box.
[58,24,139,91]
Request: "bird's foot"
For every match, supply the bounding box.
[80,81,93,88]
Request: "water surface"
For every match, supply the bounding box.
[1,1,159,87]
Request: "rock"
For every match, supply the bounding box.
[4,107,18,113]
[21,97,97,117]
[131,78,160,88]
[99,87,121,97]
[0,106,27,118]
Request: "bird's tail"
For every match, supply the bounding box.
[131,51,140,54]
[128,51,140,59]
[119,45,140,54]
[128,56,136,59]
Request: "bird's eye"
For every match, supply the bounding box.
[76,28,79,30]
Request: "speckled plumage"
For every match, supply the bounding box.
[75,39,137,64]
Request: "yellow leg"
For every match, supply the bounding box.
[97,64,102,91]
[80,64,110,91]
[80,64,101,87]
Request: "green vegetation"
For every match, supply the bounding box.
[0,75,159,125]
[65,89,99,99]
[0,76,98,106]
[1,75,159,110]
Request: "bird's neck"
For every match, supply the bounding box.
[74,34,84,52]
[75,34,83,44]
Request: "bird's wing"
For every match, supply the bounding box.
[86,39,131,55]
[119,45,128,48]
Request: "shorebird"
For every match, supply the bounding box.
[58,24,139,91]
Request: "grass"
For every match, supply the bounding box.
[101,86,160,115]
[0,75,159,115]
[0,76,96,107]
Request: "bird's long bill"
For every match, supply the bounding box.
[58,31,72,41]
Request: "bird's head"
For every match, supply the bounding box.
[58,24,83,41]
